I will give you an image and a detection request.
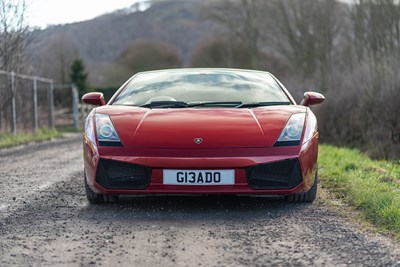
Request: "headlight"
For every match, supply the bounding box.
[95,114,122,146]
[275,113,305,147]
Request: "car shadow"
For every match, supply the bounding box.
[79,195,314,223]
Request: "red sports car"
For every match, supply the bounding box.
[82,68,324,203]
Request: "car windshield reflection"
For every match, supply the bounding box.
[112,69,291,107]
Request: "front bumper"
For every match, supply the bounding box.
[83,134,318,195]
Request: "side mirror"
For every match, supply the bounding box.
[82,92,106,106]
[300,92,325,107]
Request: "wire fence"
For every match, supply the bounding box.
[0,70,81,134]
[0,70,54,134]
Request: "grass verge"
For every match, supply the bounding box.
[0,128,63,149]
[319,144,400,237]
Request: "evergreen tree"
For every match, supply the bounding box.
[69,58,88,97]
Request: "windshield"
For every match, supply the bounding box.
[112,69,291,107]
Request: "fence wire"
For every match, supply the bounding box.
[0,70,88,134]
[0,70,54,134]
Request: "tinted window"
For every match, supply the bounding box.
[112,70,290,106]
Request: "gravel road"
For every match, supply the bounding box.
[1,134,399,266]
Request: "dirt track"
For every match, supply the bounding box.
[1,134,399,266]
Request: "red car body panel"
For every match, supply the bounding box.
[99,106,305,148]
[83,105,318,196]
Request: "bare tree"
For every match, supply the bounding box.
[352,0,400,62]
[0,0,28,72]
[37,33,78,84]
[276,0,341,83]
[350,0,400,103]
[204,0,263,69]
[0,0,29,132]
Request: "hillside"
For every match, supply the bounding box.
[28,0,218,85]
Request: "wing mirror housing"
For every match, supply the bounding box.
[82,92,106,106]
[300,92,325,107]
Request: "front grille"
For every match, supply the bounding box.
[246,159,302,189]
[96,158,151,189]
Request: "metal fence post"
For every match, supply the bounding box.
[48,81,55,128]
[11,72,17,135]
[33,78,38,132]
[72,84,79,129]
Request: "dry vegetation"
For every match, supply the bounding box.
[21,0,400,158]
[200,0,400,159]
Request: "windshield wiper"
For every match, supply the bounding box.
[188,101,242,107]
[236,102,291,108]
[139,101,289,109]
[139,101,188,108]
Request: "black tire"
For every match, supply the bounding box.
[285,170,318,203]
[84,173,118,203]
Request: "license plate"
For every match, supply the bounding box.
[163,170,235,185]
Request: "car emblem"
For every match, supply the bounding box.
[194,138,203,144]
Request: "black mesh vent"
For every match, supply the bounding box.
[246,159,302,189]
[96,158,151,189]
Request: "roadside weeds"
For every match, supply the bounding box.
[318,144,400,239]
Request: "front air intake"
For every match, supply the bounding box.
[246,159,302,190]
[96,158,151,189]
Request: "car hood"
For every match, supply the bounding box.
[96,106,307,148]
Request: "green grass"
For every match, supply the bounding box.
[0,128,63,149]
[319,144,400,236]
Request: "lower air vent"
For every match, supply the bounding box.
[246,159,302,190]
[96,158,151,189]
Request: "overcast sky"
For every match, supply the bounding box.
[26,0,142,28]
